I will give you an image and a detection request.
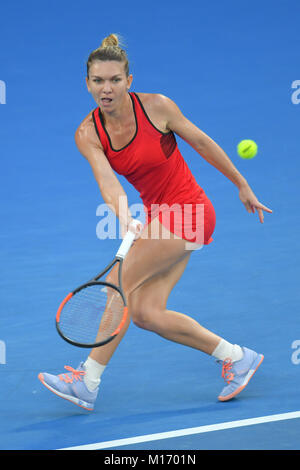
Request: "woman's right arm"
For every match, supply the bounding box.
[74,117,133,234]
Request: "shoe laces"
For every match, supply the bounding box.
[221,358,235,384]
[59,365,85,384]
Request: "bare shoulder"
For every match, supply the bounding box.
[75,110,103,151]
[135,92,176,113]
[135,93,181,132]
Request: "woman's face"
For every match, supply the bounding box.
[86,60,133,112]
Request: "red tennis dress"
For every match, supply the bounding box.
[92,92,216,245]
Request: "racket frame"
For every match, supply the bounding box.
[55,256,128,348]
[55,221,140,348]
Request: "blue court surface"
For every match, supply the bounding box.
[1,0,300,451]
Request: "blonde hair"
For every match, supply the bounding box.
[101,33,120,48]
[86,33,129,78]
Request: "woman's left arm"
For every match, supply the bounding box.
[161,95,273,224]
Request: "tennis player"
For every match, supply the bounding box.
[38,34,272,410]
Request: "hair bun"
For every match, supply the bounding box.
[100,34,120,49]
[87,33,129,78]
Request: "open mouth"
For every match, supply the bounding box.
[101,97,113,105]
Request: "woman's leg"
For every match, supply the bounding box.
[89,218,221,366]
[128,253,221,354]
[88,219,187,365]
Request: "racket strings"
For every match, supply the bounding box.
[58,284,124,345]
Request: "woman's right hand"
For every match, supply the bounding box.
[121,218,144,240]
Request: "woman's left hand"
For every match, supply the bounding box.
[239,183,273,224]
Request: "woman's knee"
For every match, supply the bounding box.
[129,298,162,331]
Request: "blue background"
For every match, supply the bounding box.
[0,0,299,450]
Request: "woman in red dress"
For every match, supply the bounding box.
[38,34,272,409]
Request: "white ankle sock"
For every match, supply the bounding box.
[83,357,106,392]
[212,339,243,362]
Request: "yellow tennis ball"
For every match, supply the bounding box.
[237,140,258,159]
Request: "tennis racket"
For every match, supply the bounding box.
[56,220,141,348]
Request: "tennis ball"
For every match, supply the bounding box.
[237,140,258,159]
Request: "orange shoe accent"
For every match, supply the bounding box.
[58,365,85,383]
[221,358,234,384]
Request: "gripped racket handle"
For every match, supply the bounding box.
[116,220,142,259]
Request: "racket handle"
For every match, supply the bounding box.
[116,219,142,259]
